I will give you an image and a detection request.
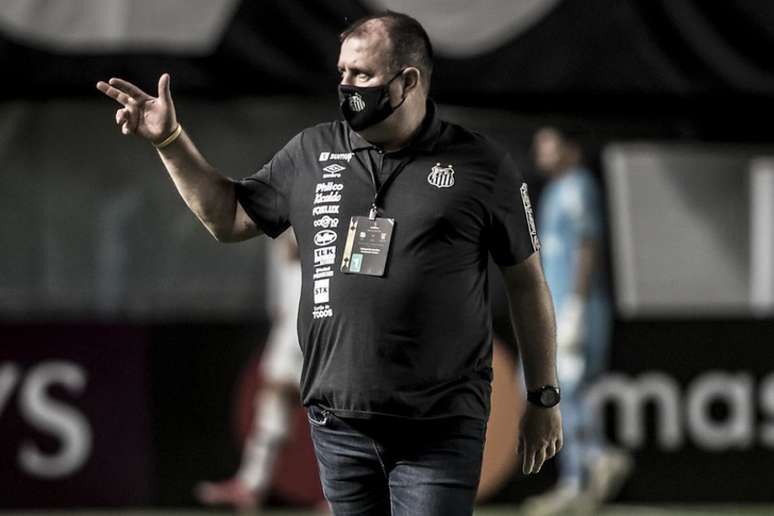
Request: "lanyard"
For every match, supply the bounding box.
[366,152,416,220]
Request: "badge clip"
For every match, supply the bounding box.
[369,204,378,221]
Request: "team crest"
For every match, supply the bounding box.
[348,93,366,112]
[427,163,455,188]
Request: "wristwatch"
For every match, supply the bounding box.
[527,385,561,408]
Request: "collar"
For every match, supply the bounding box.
[347,99,442,154]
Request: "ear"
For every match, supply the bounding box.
[400,67,422,96]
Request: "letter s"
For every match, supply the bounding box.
[17,362,92,478]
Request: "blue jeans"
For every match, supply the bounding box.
[307,404,487,516]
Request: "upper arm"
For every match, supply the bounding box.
[232,132,302,239]
[487,153,541,266]
[227,199,262,241]
[499,251,545,294]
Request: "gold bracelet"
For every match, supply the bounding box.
[153,124,183,149]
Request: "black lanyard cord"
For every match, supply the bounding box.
[368,153,417,219]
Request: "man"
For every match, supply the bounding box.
[196,230,305,511]
[526,127,631,516]
[97,12,561,516]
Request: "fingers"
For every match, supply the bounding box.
[97,81,138,107]
[520,440,559,475]
[108,78,151,100]
[546,441,556,461]
[158,73,172,105]
[533,447,547,474]
[115,107,140,135]
[115,108,129,129]
[522,440,536,475]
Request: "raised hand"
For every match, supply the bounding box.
[96,74,177,145]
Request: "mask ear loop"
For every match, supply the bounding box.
[388,68,409,110]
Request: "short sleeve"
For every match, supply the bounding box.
[233,132,302,238]
[488,153,540,266]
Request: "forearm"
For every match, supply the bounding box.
[502,257,558,390]
[156,128,239,240]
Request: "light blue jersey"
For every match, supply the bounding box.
[538,167,611,377]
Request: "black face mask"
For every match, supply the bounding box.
[338,69,406,131]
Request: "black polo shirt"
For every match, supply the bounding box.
[235,101,538,421]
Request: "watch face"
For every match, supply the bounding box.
[540,389,559,406]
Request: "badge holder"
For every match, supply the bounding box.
[340,203,394,276]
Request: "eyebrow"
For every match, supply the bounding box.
[337,65,372,75]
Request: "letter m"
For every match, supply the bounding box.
[585,372,683,450]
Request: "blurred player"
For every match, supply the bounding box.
[525,127,632,516]
[195,229,303,511]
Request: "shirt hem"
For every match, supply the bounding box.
[315,404,488,421]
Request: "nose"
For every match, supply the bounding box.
[339,71,355,86]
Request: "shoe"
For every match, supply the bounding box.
[522,484,584,516]
[586,448,634,504]
[194,477,261,512]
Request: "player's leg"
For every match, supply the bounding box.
[387,416,487,516]
[308,407,391,516]
[196,326,303,510]
[237,380,298,492]
[583,298,632,505]
[195,379,298,510]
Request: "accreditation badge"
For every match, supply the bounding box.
[340,216,394,276]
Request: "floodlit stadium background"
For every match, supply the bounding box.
[2,1,774,514]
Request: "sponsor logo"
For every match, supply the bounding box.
[312,304,333,319]
[314,279,330,304]
[318,152,353,163]
[313,205,340,216]
[520,183,541,252]
[323,164,346,174]
[314,192,342,204]
[314,229,337,246]
[427,163,455,188]
[314,246,336,266]
[586,370,774,451]
[316,182,344,193]
[313,266,334,279]
[348,93,366,112]
[314,216,339,229]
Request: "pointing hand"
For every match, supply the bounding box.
[96,73,178,145]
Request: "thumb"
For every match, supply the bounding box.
[158,73,172,104]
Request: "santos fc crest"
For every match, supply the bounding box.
[427,163,455,188]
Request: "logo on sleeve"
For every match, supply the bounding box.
[520,183,541,252]
[427,163,455,188]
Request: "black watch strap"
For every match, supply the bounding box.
[527,385,561,408]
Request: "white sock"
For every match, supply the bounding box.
[236,389,292,492]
